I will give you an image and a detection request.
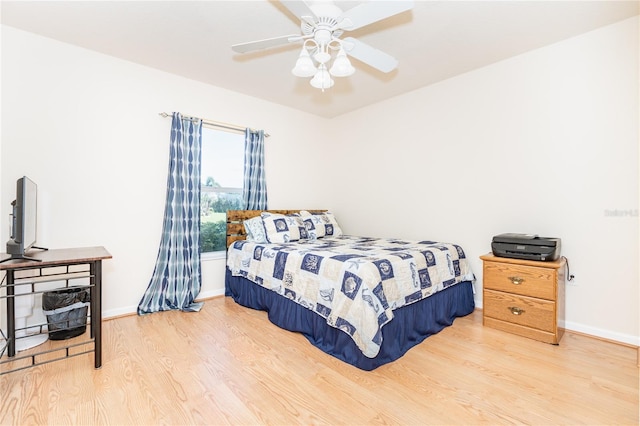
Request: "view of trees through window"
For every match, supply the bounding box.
[200,128,244,253]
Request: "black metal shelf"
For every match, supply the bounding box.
[0,247,110,375]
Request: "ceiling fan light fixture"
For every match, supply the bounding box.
[291,48,317,77]
[329,48,355,77]
[310,65,334,91]
[232,0,414,91]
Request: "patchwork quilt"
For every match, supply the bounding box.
[227,235,475,358]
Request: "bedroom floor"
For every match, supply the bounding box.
[1,297,638,425]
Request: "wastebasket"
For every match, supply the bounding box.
[42,287,90,340]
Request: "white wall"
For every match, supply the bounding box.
[1,26,329,317]
[2,17,638,347]
[325,17,639,345]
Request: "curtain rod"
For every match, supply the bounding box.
[158,112,270,137]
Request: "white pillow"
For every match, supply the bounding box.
[300,211,343,238]
[243,216,267,243]
[261,212,307,243]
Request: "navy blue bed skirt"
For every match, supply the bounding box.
[225,268,475,370]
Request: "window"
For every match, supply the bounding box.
[200,127,244,253]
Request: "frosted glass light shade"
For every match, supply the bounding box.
[330,48,355,77]
[291,49,317,77]
[310,66,334,90]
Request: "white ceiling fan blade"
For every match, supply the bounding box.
[280,1,317,21]
[342,37,398,73]
[232,34,300,53]
[339,1,414,31]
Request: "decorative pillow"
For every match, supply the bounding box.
[299,211,326,240]
[300,211,343,239]
[261,212,308,243]
[243,216,267,243]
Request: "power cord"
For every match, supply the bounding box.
[561,256,575,282]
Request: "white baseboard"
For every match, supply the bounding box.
[196,288,225,301]
[103,305,138,319]
[561,320,640,347]
[102,288,226,319]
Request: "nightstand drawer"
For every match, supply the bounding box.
[483,261,555,300]
[484,289,555,332]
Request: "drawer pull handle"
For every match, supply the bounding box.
[508,306,525,315]
[508,276,524,285]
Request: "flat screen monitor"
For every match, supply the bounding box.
[3,176,45,262]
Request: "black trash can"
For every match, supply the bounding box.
[42,287,90,340]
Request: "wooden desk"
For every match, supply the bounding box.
[0,247,111,374]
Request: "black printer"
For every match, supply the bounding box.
[491,233,561,261]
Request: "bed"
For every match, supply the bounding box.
[225,209,475,370]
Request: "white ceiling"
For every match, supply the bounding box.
[2,1,638,118]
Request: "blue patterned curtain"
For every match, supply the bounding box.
[242,129,268,210]
[138,112,204,315]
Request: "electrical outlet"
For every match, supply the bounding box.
[567,274,576,285]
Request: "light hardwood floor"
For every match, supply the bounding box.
[1,296,638,425]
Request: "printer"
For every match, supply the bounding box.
[491,233,561,261]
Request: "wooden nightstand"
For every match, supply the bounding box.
[480,253,566,344]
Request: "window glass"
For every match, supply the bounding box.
[200,127,244,253]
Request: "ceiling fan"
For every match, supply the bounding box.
[231,0,415,91]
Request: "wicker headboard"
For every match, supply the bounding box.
[226,209,326,248]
